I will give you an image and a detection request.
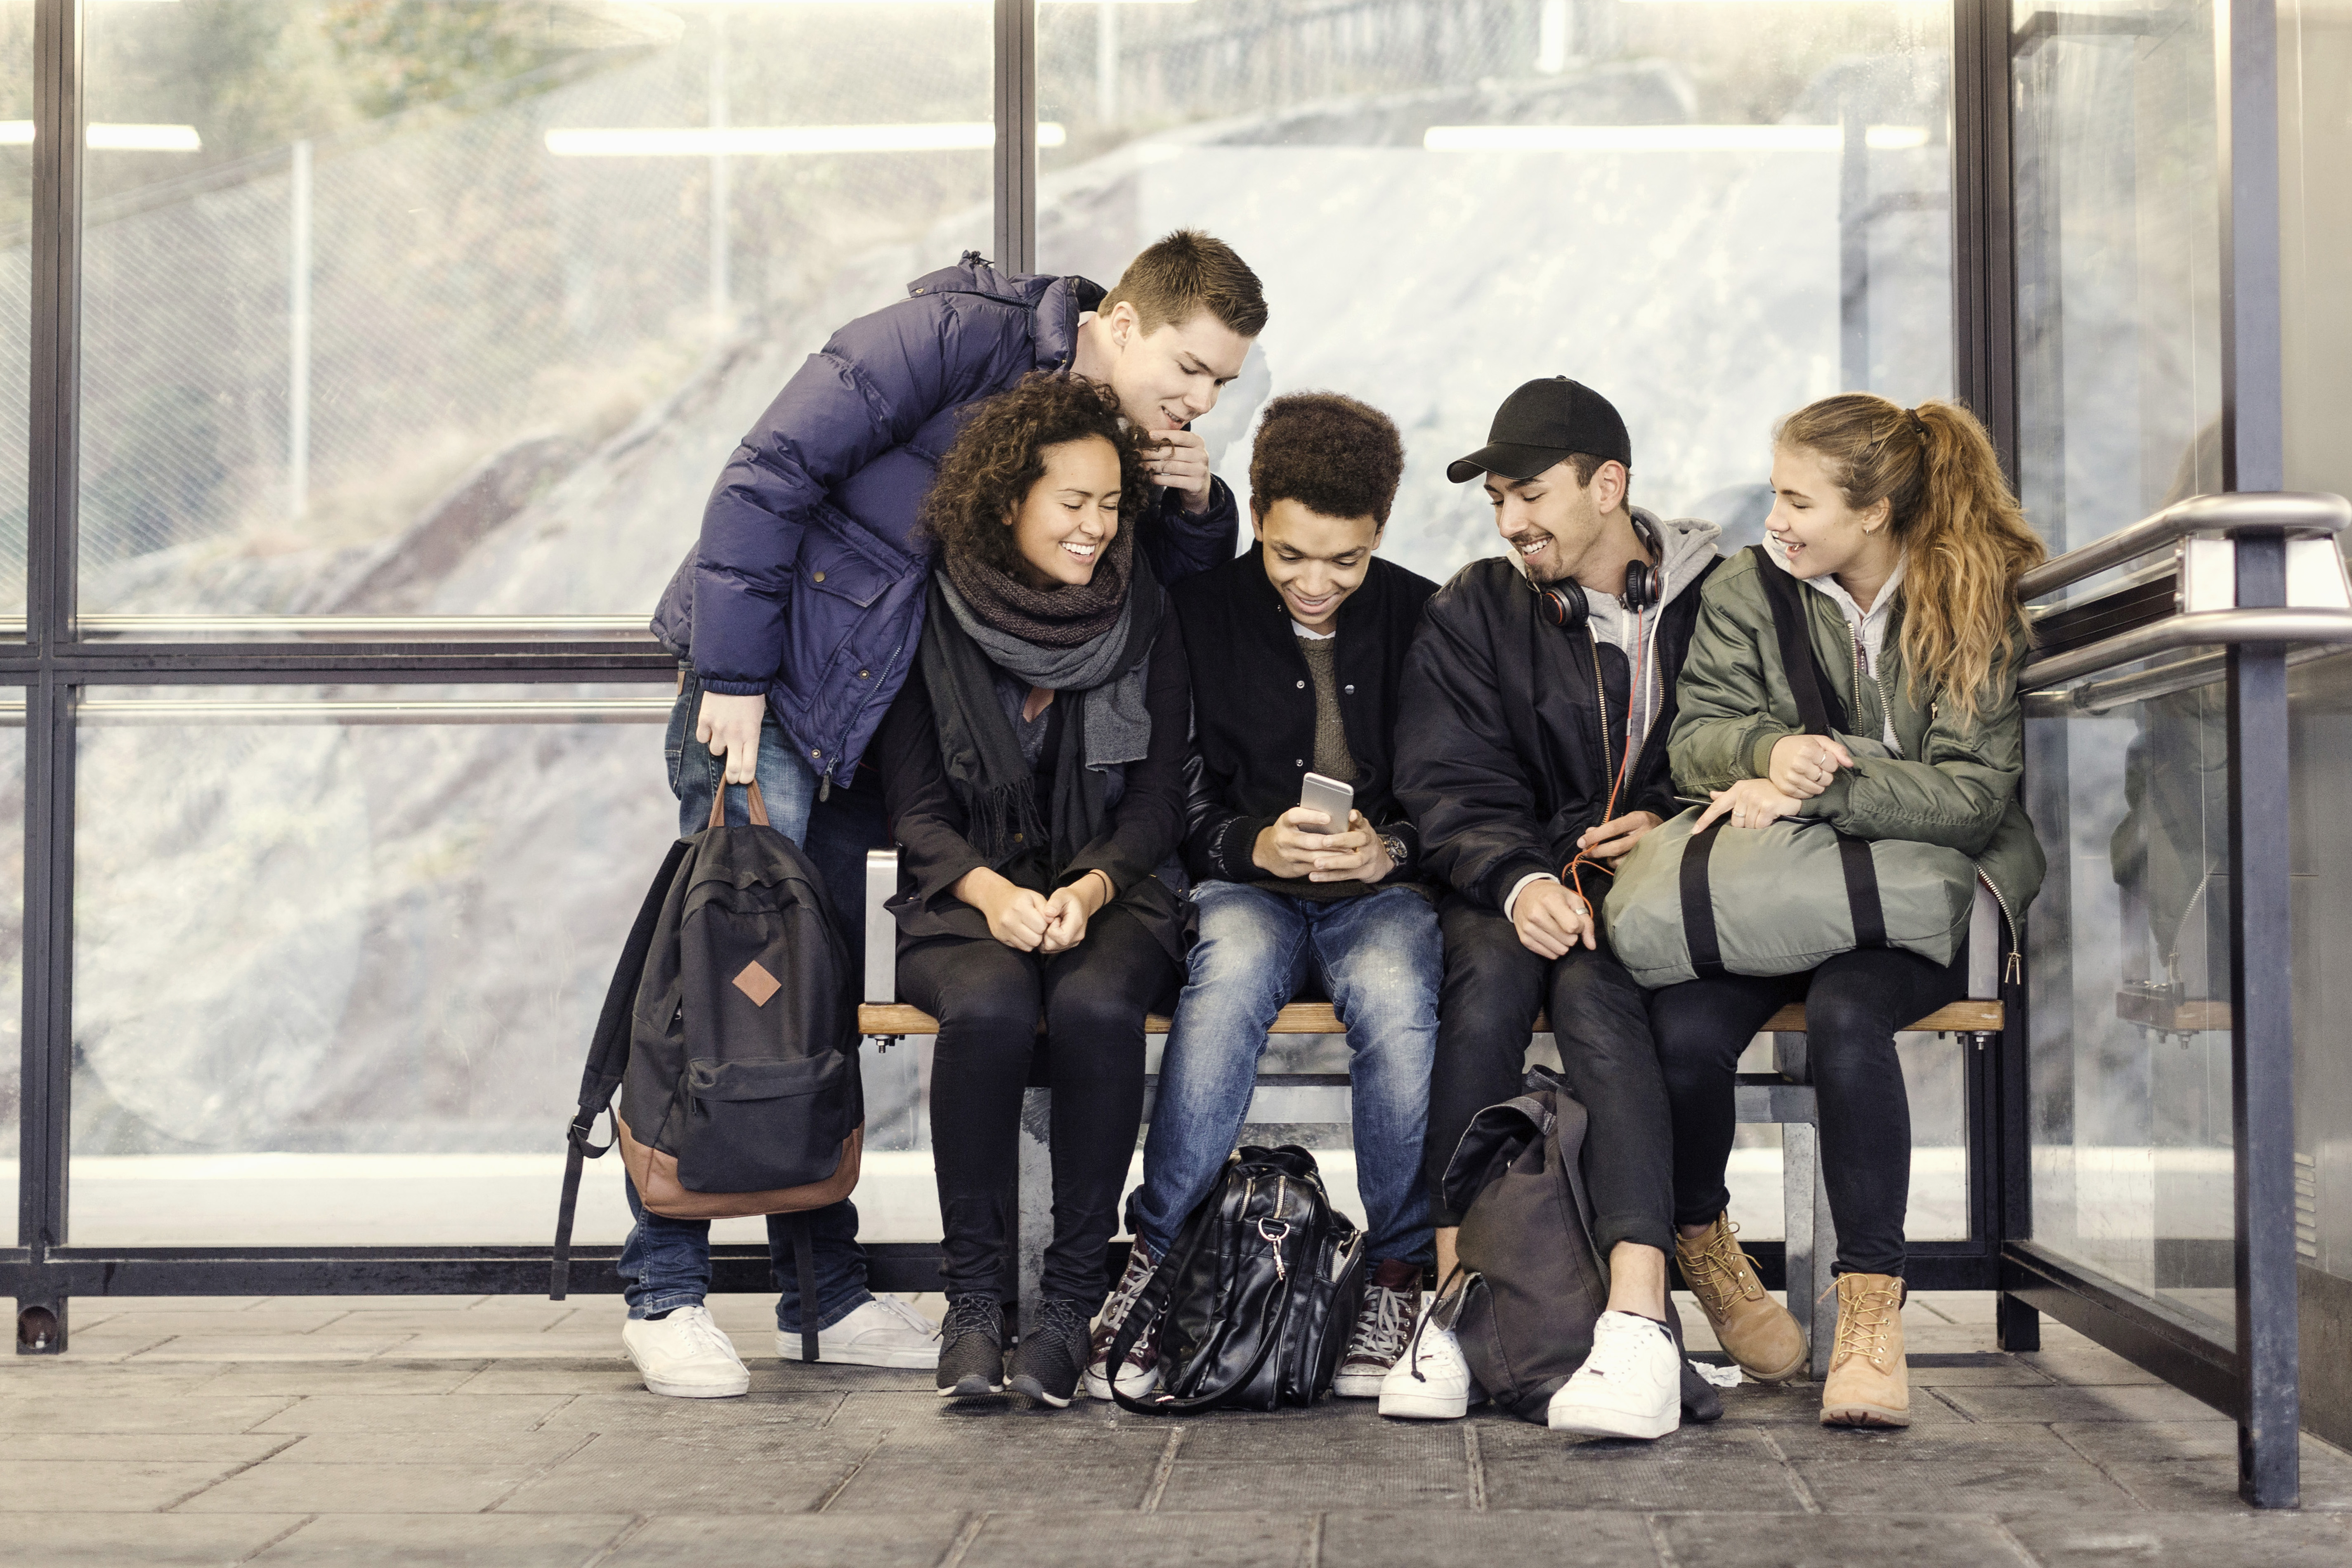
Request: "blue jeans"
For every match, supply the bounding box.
[1131,881,1440,1267]
[628,668,865,1332]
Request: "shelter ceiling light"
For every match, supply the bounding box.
[547,122,1066,155]
[0,122,203,151]
[1424,124,1931,151]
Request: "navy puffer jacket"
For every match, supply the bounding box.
[649,253,1242,787]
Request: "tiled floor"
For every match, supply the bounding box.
[6,1291,2349,1566]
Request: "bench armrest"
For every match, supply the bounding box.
[865,848,900,1004]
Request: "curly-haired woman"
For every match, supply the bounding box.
[1659,394,2046,1428]
[875,372,1191,1408]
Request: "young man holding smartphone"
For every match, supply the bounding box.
[1390,377,1723,1438]
[1087,393,1441,1402]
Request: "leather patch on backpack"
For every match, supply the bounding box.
[732,959,781,1006]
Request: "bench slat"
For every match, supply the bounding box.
[857,997,2003,1037]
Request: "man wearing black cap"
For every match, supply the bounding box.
[1383,377,1723,1439]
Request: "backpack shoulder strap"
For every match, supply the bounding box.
[551,836,694,1300]
[1748,543,1850,737]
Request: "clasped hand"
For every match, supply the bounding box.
[958,867,1112,954]
[1253,808,1393,884]
[1691,734,1855,834]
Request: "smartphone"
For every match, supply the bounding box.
[1299,772,1355,833]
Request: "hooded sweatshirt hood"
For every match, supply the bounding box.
[1586,508,1722,760]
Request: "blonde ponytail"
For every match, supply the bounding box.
[1774,394,2047,720]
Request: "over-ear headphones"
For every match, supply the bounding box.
[1534,515,1664,633]
[1537,558,1657,633]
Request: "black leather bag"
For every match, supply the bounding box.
[1105,1145,1367,1415]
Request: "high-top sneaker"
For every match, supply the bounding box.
[1674,1212,1807,1382]
[1333,1259,1422,1397]
[1084,1241,1160,1401]
[1820,1272,1910,1428]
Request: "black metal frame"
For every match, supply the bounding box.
[0,0,2315,1502]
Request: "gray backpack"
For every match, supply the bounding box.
[1432,1070,1721,1425]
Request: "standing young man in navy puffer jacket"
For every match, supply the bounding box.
[626,232,1265,1399]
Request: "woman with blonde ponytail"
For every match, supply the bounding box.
[1651,394,2047,1429]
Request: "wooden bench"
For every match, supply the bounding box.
[860,850,2005,1372]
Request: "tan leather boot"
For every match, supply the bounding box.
[1674,1214,1807,1382]
[1820,1272,1909,1428]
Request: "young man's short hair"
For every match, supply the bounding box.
[1102,229,1269,340]
[1248,392,1406,529]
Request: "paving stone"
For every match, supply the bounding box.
[1793,1453,2140,1514]
[5,1459,269,1512]
[821,1448,1164,1514]
[0,1369,232,1397]
[2106,1457,2352,1512]
[1321,1510,1663,1567]
[1659,1513,2019,1567]
[1906,1357,2057,1387]
[1699,1379,1969,1426]
[263,1431,592,1466]
[534,1390,845,1434]
[959,1511,1314,1568]
[495,1431,874,1514]
[2006,1512,2352,1564]
[446,1360,647,1396]
[0,1513,306,1566]
[196,1361,490,1396]
[604,1511,970,1567]
[1160,1457,1472,1511]
[0,1395,298,1433]
[1147,1415,1468,1464]
[2051,1419,2352,1468]
[128,1335,423,1362]
[370,1332,617,1360]
[249,1393,571,1433]
[2019,1346,2167,1385]
[1908,1291,1999,1324]
[1936,1383,2226,1424]
[1479,1450,1808,1513]
[248,1513,634,1566]
[335,1308,577,1333]
[1758,1418,2080,1461]
[81,1311,359,1336]
[255,1296,489,1312]
[179,1460,538,1514]
[19,1433,291,1463]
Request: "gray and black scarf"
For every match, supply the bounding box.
[918,539,1165,881]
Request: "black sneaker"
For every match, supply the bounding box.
[935,1295,1006,1401]
[1007,1296,1092,1409]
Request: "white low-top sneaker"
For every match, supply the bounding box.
[1378,1302,1474,1420]
[775,1295,941,1369]
[1547,1311,1682,1440]
[623,1304,750,1399]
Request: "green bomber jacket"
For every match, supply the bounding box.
[1666,547,2046,950]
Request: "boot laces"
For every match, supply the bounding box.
[1346,1281,1415,1363]
[1680,1221,1765,1315]
[1825,1277,1903,1368]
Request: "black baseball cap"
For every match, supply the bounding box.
[1446,376,1633,484]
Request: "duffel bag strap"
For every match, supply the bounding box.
[1836,835,1887,950]
[1679,818,1729,981]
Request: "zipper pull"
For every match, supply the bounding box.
[2005,948,2023,985]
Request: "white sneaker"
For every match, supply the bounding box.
[1084,1242,1161,1402]
[1378,1302,1474,1420]
[774,1295,941,1370]
[1547,1311,1682,1440]
[623,1304,750,1399]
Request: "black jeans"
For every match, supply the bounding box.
[1424,895,1676,1254]
[1649,943,1969,1278]
[899,902,1179,1306]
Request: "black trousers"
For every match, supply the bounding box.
[899,903,1179,1306]
[1424,895,1676,1254]
[1648,943,1968,1278]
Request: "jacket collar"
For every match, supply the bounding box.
[903,252,1106,373]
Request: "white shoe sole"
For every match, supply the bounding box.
[1082,1370,1159,1402]
[1547,1402,1679,1440]
[775,1336,940,1370]
[1331,1371,1389,1398]
[1009,1374,1074,1409]
[636,1371,750,1399]
[1378,1389,1468,1420]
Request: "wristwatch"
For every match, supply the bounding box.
[1378,832,1409,873]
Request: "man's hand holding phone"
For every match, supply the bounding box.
[1254,805,1349,880]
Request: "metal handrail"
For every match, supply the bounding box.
[0,615,660,639]
[2017,491,2352,602]
[2019,607,2352,694]
[2027,642,2352,717]
[0,698,674,726]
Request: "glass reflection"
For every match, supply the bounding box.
[77,2,992,617]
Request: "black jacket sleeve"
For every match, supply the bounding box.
[1392,592,1558,912]
[875,672,989,920]
[1063,616,1193,896]
[1181,745,1282,885]
[1141,477,1240,588]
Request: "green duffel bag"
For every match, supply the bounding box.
[1603,542,1975,989]
[1602,807,1976,989]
